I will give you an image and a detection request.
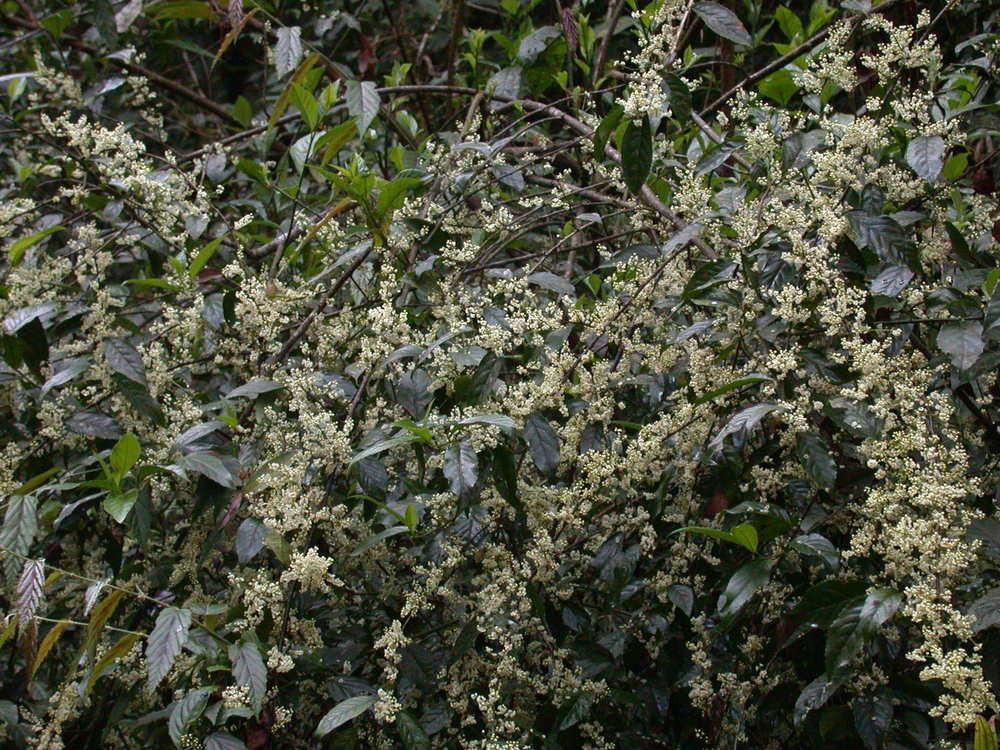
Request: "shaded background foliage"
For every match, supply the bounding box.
[1,0,1000,749]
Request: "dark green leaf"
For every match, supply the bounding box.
[40,358,90,400]
[315,695,377,737]
[795,675,840,727]
[693,1,752,46]
[204,733,248,750]
[853,695,893,749]
[104,337,146,385]
[66,411,123,440]
[790,533,839,571]
[709,403,784,452]
[443,441,478,497]
[593,105,624,159]
[621,116,652,195]
[905,135,945,183]
[229,637,267,711]
[175,453,239,489]
[235,519,267,563]
[825,589,901,675]
[523,413,560,474]
[969,586,1000,632]
[870,264,914,297]
[796,432,837,490]
[146,607,192,691]
[168,687,211,747]
[937,321,984,369]
[717,558,773,618]
[667,584,694,616]
[397,711,431,750]
[225,379,284,399]
[0,494,37,581]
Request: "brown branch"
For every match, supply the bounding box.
[2,13,243,128]
[592,0,626,86]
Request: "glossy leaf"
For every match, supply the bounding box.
[620,116,652,194]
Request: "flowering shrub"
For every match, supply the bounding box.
[1,0,999,748]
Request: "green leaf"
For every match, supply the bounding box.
[693,1,752,46]
[290,82,320,130]
[315,695,378,737]
[693,373,772,405]
[976,716,998,750]
[84,589,126,660]
[775,6,803,38]
[937,321,984,370]
[376,176,423,221]
[229,637,267,711]
[758,69,799,106]
[593,105,624,160]
[188,237,223,278]
[104,337,147,385]
[103,489,138,524]
[796,432,837,490]
[345,80,381,135]
[396,711,431,750]
[905,135,945,183]
[729,523,758,553]
[86,632,141,694]
[31,621,71,682]
[111,433,141,476]
[443,441,478,497]
[168,687,211,747]
[149,1,214,20]
[7,225,63,266]
[620,116,652,194]
[0,494,37,581]
[146,607,192,692]
[13,466,59,496]
[672,523,757,553]
[523,413,560,474]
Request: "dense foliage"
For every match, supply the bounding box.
[1,0,1000,747]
